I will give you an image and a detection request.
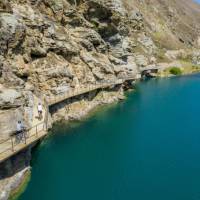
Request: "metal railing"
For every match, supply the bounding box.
[46,76,135,106]
[0,75,135,161]
[0,122,46,158]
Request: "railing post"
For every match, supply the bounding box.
[36,125,38,137]
[11,137,14,152]
[24,131,27,145]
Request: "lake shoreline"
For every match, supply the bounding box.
[3,70,200,200]
[18,72,200,200]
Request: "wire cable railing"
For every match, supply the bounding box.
[46,76,134,106]
[0,122,46,161]
[0,75,135,162]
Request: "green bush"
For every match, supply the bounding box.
[169,67,182,75]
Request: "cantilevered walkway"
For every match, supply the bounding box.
[0,76,135,163]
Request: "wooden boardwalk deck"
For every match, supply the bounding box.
[0,122,46,164]
[0,76,135,163]
[47,79,124,106]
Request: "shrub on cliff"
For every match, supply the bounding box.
[169,67,182,75]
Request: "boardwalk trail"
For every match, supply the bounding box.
[0,77,135,163]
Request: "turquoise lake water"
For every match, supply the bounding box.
[19,74,200,200]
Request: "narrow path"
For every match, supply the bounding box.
[31,95,45,129]
[0,95,47,163]
[0,77,135,163]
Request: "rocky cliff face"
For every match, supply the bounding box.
[0,0,200,198]
[0,0,200,139]
[123,0,200,49]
